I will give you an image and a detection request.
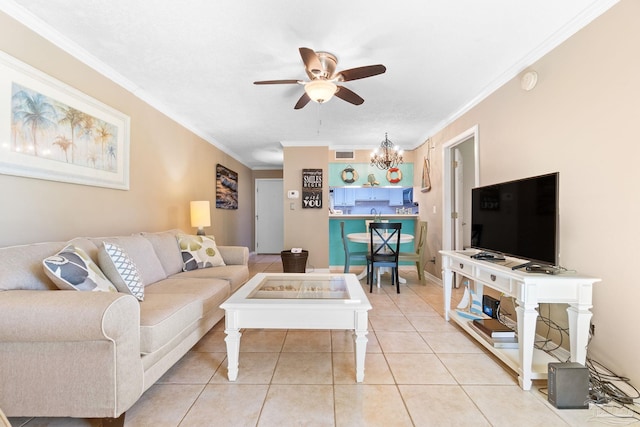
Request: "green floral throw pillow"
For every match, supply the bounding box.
[177,234,225,271]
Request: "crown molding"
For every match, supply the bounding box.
[0,0,250,168]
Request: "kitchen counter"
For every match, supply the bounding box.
[328,215,418,266]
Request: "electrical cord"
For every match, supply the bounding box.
[535,303,569,357]
[498,295,640,422]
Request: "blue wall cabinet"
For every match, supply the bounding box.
[333,188,356,206]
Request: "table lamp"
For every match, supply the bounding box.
[190,201,210,236]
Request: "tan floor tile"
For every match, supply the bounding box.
[8,418,98,426]
[366,330,383,353]
[369,314,416,331]
[406,314,458,332]
[282,330,331,352]
[388,293,435,312]
[464,385,569,426]
[366,296,404,316]
[272,352,333,384]
[438,353,517,385]
[386,353,457,384]
[375,331,432,353]
[399,385,492,426]
[331,328,382,355]
[125,383,204,427]
[157,351,225,384]
[180,384,268,427]
[330,329,353,352]
[210,319,226,331]
[334,384,413,426]
[6,417,36,427]
[259,385,334,426]
[239,329,287,352]
[209,352,278,384]
[420,330,485,353]
[191,330,227,352]
[333,352,395,385]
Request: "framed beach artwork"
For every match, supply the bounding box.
[216,164,238,209]
[0,51,130,190]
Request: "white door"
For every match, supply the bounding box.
[255,179,284,254]
[442,125,479,252]
[453,148,464,250]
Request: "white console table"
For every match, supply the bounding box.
[440,250,600,390]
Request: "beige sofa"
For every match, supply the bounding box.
[0,229,249,423]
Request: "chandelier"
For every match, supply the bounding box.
[370,133,403,170]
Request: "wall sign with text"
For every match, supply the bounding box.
[302,168,323,209]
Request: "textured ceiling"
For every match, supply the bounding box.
[2,0,619,169]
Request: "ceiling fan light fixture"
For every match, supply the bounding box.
[304,79,337,104]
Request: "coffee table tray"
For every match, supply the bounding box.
[248,275,349,299]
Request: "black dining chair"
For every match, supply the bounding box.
[367,222,402,293]
[340,221,368,273]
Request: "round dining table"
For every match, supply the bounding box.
[346,232,414,285]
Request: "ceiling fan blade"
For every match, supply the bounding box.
[294,93,311,109]
[337,64,387,82]
[335,86,364,106]
[254,79,301,85]
[299,47,322,75]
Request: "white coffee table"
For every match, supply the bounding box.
[220,273,372,382]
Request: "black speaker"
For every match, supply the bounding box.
[482,295,500,318]
[548,362,589,409]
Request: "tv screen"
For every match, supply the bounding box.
[471,172,558,265]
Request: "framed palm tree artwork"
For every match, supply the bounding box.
[0,51,130,190]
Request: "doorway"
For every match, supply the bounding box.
[442,125,479,251]
[255,179,284,254]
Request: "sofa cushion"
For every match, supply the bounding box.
[138,292,203,354]
[144,277,230,315]
[171,265,249,293]
[91,235,166,285]
[98,242,145,301]
[140,230,184,276]
[177,234,225,271]
[43,244,117,293]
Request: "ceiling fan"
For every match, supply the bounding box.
[254,47,386,109]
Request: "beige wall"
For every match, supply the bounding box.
[413,0,640,386]
[283,146,329,268]
[0,12,253,248]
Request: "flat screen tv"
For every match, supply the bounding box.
[471,172,558,265]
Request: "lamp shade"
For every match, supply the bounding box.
[190,201,211,228]
[304,79,337,103]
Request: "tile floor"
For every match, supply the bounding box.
[8,254,638,426]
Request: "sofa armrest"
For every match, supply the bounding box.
[0,290,143,418]
[218,246,249,266]
[0,290,139,343]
